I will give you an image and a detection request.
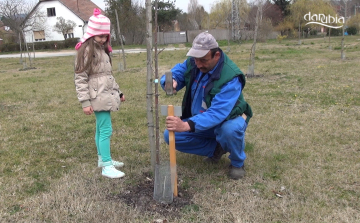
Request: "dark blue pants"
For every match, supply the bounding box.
[164,115,247,167]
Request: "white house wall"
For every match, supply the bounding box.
[24,1,86,43]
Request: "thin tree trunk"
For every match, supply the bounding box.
[19,33,23,64]
[154,0,160,166]
[145,0,155,171]
[115,9,126,70]
[23,32,32,67]
[32,35,35,60]
[298,22,301,45]
[227,21,230,52]
[341,32,344,59]
[248,4,261,77]
[341,0,347,60]
[329,28,331,49]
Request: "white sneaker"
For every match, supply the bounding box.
[98,160,124,168]
[102,165,125,179]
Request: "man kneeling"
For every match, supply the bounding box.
[160,32,253,180]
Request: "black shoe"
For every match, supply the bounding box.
[203,143,226,164]
[228,165,245,180]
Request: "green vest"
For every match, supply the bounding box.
[181,51,253,123]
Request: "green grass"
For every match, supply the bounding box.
[0,35,360,222]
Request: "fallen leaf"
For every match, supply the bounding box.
[153,219,168,223]
[272,190,283,198]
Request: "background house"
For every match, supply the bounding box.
[0,21,15,44]
[23,0,102,43]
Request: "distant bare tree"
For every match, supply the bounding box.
[188,0,206,29]
[248,0,264,77]
[0,0,46,68]
[0,20,16,43]
[177,12,193,31]
[53,17,76,40]
[106,0,146,44]
[341,0,348,60]
[0,0,46,43]
[209,0,249,32]
[209,0,232,29]
[263,1,283,26]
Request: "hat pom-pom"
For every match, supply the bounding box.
[75,42,82,50]
[93,8,101,16]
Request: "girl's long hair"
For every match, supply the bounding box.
[74,36,112,74]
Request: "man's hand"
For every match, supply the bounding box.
[172,79,178,94]
[166,116,190,132]
[165,79,178,94]
[83,106,93,115]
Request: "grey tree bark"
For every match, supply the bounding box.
[341,0,347,60]
[145,0,156,170]
[154,0,161,167]
[248,3,262,77]
[114,9,126,70]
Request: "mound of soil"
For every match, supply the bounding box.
[107,172,194,219]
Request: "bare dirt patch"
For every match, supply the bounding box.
[107,172,194,219]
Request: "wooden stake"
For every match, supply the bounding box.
[168,105,178,197]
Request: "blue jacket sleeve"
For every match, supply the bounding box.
[189,77,242,132]
[160,59,187,92]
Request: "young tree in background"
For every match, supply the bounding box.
[347,13,360,32]
[248,0,264,77]
[340,0,348,60]
[271,0,291,17]
[290,0,337,44]
[177,12,193,31]
[0,0,46,68]
[105,0,145,44]
[188,0,207,30]
[153,0,181,32]
[209,0,232,29]
[53,17,76,40]
[289,0,309,44]
[209,0,249,35]
[263,1,283,26]
[0,0,45,43]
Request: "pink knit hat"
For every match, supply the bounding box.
[75,8,112,51]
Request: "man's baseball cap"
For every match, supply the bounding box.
[186,32,219,58]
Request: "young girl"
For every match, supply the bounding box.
[74,8,125,179]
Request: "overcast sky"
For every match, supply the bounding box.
[90,0,219,13]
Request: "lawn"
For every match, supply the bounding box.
[0,35,359,222]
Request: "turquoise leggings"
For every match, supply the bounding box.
[94,111,112,163]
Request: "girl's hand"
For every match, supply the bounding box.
[120,94,126,102]
[83,106,93,115]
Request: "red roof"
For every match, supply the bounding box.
[39,0,104,21]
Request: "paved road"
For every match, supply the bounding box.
[0,47,186,58]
